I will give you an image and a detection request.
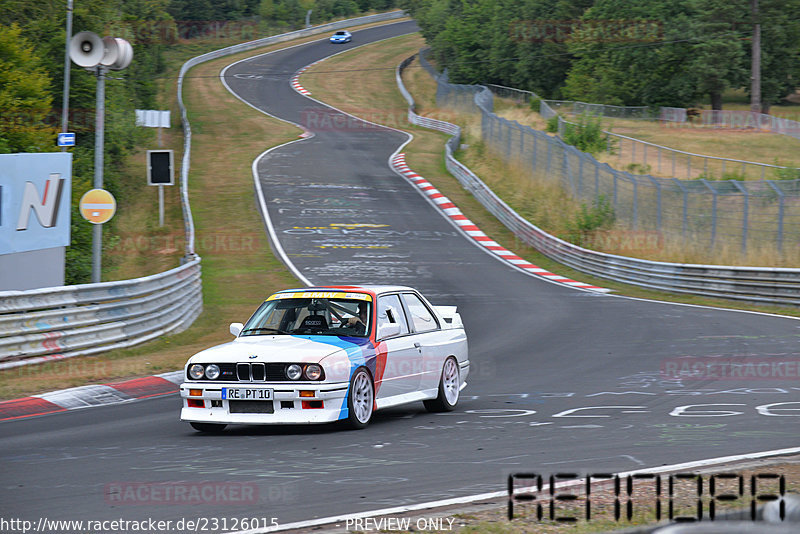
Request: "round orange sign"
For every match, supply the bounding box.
[79,188,116,224]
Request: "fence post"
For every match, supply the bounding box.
[672,151,676,178]
[578,153,584,197]
[687,155,692,179]
[595,164,600,198]
[673,179,688,242]
[506,121,512,159]
[632,173,638,229]
[649,176,662,230]
[767,180,785,252]
[532,131,538,170]
[613,170,618,210]
[546,137,552,173]
[658,146,661,174]
[731,181,749,255]
[564,147,572,194]
[701,179,717,250]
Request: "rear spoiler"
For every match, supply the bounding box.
[434,306,463,329]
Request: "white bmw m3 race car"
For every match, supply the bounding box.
[180,285,469,431]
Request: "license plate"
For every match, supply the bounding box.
[222,388,273,400]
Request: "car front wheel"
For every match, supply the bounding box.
[345,367,374,429]
[424,357,460,412]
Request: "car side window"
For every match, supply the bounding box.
[377,295,410,336]
[401,293,439,333]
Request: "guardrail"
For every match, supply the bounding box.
[0,11,409,370]
[0,259,202,370]
[399,51,800,307]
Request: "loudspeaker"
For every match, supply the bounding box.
[100,37,133,70]
[69,31,104,67]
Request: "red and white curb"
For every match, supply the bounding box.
[290,59,323,96]
[0,371,182,422]
[391,153,610,293]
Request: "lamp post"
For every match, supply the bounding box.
[61,0,73,153]
[69,32,133,283]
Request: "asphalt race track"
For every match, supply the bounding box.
[2,20,799,530]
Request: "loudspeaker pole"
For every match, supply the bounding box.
[61,0,73,153]
[92,65,106,283]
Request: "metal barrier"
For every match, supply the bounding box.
[0,11,409,370]
[400,51,800,307]
[0,259,202,369]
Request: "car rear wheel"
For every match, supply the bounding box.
[424,357,460,412]
[345,367,374,429]
[190,422,227,433]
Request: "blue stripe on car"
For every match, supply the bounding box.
[292,335,376,420]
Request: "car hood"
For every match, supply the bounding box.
[187,335,353,364]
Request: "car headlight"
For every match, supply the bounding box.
[304,364,322,381]
[189,364,205,380]
[205,364,221,380]
[286,364,303,380]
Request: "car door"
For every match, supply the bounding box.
[399,292,445,392]
[374,294,421,400]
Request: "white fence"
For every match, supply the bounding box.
[0,11,409,369]
[400,52,800,307]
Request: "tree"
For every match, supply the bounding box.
[686,0,747,110]
[746,0,800,112]
[562,0,700,107]
[0,24,55,153]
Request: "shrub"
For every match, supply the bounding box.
[625,163,652,175]
[568,195,616,245]
[561,114,614,155]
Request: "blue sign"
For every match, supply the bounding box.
[57,132,75,147]
[0,153,72,255]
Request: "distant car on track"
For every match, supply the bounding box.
[180,285,469,431]
[329,30,352,43]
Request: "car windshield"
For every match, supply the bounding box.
[240,294,371,337]
[334,31,347,35]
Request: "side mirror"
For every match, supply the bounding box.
[230,323,243,337]
[377,323,401,339]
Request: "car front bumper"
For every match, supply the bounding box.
[180,381,350,425]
